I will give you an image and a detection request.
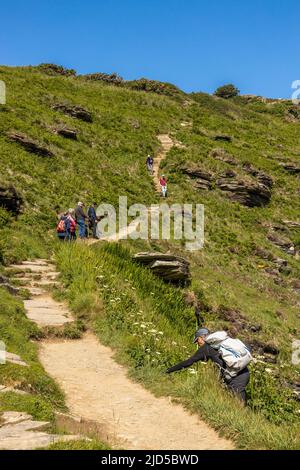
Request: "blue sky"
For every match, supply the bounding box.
[1,0,299,97]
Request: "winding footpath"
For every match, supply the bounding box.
[2,135,234,450]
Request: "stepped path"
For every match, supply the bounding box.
[5,260,234,450]
[153,134,174,192]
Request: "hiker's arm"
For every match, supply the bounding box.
[166,348,206,374]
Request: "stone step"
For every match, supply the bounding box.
[0,412,81,450]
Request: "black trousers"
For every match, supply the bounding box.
[225,368,250,403]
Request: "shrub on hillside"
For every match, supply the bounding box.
[84,72,124,85]
[214,83,240,99]
[124,78,183,99]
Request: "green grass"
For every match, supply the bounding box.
[54,242,300,450]
[0,287,65,420]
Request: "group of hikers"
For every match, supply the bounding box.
[56,201,99,241]
[146,154,168,197]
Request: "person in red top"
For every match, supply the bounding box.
[159,175,168,197]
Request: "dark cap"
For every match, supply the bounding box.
[193,328,210,343]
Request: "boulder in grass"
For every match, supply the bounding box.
[55,127,78,140]
[216,178,272,207]
[133,252,191,283]
[8,132,54,157]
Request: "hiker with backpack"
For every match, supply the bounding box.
[166,328,252,403]
[146,155,154,175]
[75,202,88,239]
[56,212,69,241]
[159,175,168,198]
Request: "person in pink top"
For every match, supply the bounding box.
[159,175,168,197]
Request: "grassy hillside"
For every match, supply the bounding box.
[0,65,299,449]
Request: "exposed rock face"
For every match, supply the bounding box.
[181,166,213,190]
[55,127,78,140]
[209,148,238,165]
[214,134,232,143]
[282,220,300,228]
[217,305,261,335]
[8,132,54,157]
[279,162,300,174]
[133,252,190,282]
[0,184,23,214]
[267,233,296,256]
[216,178,271,207]
[247,340,279,363]
[52,103,93,122]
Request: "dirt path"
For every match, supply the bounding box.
[87,134,174,245]
[8,260,234,450]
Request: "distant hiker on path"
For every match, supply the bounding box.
[146,155,154,175]
[166,328,252,403]
[75,202,88,239]
[159,175,168,197]
[88,202,98,239]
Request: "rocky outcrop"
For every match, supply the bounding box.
[209,148,238,165]
[217,305,262,336]
[216,178,271,207]
[282,220,300,228]
[247,340,279,363]
[52,103,93,123]
[267,233,296,256]
[133,252,190,282]
[182,166,213,189]
[0,184,23,214]
[285,106,300,123]
[242,163,273,188]
[55,127,78,140]
[8,132,54,157]
[181,166,213,190]
[37,63,76,77]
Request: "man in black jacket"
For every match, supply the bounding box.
[166,328,250,403]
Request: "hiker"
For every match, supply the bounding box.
[56,212,69,241]
[75,202,88,239]
[88,202,98,239]
[146,155,154,175]
[166,328,252,403]
[159,175,168,197]
[66,209,77,241]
